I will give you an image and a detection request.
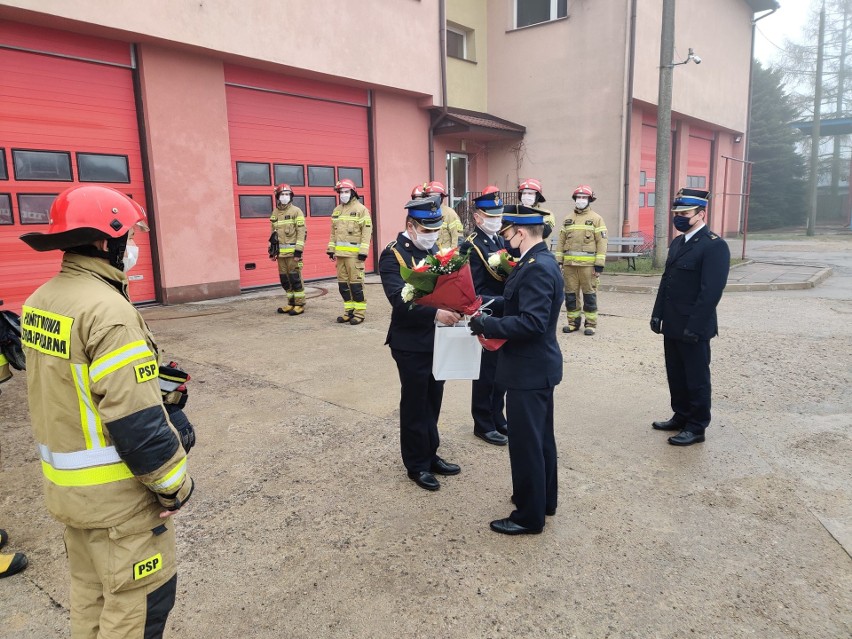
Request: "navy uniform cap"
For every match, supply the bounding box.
[672,188,710,212]
[473,191,503,215]
[404,194,444,230]
[499,204,545,234]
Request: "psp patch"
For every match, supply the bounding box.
[134,361,159,384]
[133,552,163,580]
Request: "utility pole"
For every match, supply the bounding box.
[807,1,826,237]
[830,1,849,208]
[653,0,676,267]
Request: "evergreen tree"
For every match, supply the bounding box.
[747,61,808,230]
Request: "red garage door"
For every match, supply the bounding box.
[686,129,713,222]
[225,65,372,289]
[0,23,155,313]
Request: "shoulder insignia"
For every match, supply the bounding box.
[585,220,594,225]
[270,215,277,222]
[385,240,397,250]
[709,233,718,240]
[528,257,536,264]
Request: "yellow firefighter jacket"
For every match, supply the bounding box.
[437,205,464,250]
[555,207,608,268]
[533,203,557,237]
[327,199,372,257]
[22,253,192,529]
[270,203,306,256]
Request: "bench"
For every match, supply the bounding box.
[605,237,645,271]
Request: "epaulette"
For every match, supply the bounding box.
[709,233,718,240]
[385,240,397,250]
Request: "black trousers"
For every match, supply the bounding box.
[471,347,507,434]
[391,349,445,473]
[664,337,712,433]
[506,387,557,530]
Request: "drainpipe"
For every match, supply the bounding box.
[621,0,638,237]
[429,0,449,181]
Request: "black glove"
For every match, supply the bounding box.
[469,314,487,336]
[294,250,303,260]
[650,317,662,334]
[327,251,336,261]
[166,406,196,453]
[682,328,700,343]
[0,311,25,371]
[357,253,368,262]
[459,240,473,256]
[594,265,604,273]
[268,231,280,261]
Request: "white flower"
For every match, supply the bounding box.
[487,252,501,268]
[401,283,416,302]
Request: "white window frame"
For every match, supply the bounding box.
[446,25,467,60]
[446,152,469,209]
[514,0,568,29]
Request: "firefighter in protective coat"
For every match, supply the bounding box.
[20,185,194,639]
[555,185,608,335]
[327,178,372,324]
[269,183,307,315]
[423,181,463,249]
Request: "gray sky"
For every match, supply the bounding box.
[753,1,813,65]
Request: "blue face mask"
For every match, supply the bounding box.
[672,215,694,232]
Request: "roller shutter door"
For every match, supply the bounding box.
[0,23,155,312]
[225,66,372,289]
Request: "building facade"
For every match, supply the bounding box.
[0,1,769,311]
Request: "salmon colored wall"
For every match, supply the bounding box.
[371,91,432,249]
[137,44,240,303]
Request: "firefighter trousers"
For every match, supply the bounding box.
[335,255,366,320]
[277,255,305,308]
[563,265,598,328]
[65,505,177,639]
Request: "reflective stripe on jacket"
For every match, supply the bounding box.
[23,253,190,529]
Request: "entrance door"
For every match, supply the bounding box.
[446,152,468,209]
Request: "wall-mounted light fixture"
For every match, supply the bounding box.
[734,135,743,143]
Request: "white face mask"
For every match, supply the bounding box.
[575,198,589,210]
[123,240,139,273]
[278,194,291,205]
[412,229,439,251]
[339,190,352,204]
[479,216,503,234]
[520,192,536,207]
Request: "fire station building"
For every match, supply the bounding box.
[0,1,771,311]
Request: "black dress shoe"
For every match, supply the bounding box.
[489,518,542,535]
[474,430,508,446]
[668,431,705,446]
[652,418,683,431]
[430,457,460,476]
[407,471,440,491]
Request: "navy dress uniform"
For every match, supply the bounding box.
[460,188,509,446]
[379,196,462,491]
[469,205,564,534]
[651,189,730,446]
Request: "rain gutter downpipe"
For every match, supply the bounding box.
[621,0,638,236]
[429,0,449,181]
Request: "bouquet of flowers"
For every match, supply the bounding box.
[487,249,518,279]
[401,247,506,351]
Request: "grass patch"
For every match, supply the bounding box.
[605,256,744,275]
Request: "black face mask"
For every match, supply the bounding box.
[672,215,694,232]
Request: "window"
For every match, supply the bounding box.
[77,153,130,183]
[338,167,364,188]
[638,192,645,207]
[292,195,307,212]
[236,162,271,186]
[309,195,337,217]
[0,149,7,180]
[17,194,56,224]
[686,175,706,188]
[238,195,273,218]
[447,27,466,60]
[274,164,305,187]
[647,192,656,207]
[0,194,12,225]
[639,171,646,187]
[13,150,72,181]
[308,166,335,187]
[515,0,567,28]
